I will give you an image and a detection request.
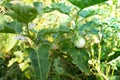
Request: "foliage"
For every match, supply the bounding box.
[68,0,108,9]
[0,58,28,80]
[0,0,120,80]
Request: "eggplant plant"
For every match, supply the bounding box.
[1,0,120,80]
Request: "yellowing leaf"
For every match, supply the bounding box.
[4,34,17,53]
[47,35,53,42]
[7,58,17,67]
[19,61,29,71]
[24,69,32,79]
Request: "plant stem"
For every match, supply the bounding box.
[72,9,83,38]
[25,24,30,36]
[75,9,82,29]
[98,43,101,61]
[112,69,114,76]
[63,72,77,80]
[106,65,110,77]
[97,72,109,80]
[91,44,94,60]
[25,23,35,43]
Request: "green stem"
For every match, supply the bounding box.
[74,30,79,38]
[25,24,30,36]
[73,9,82,38]
[112,69,114,76]
[98,43,101,61]
[68,9,82,30]
[91,44,94,60]
[97,72,109,80]
[106,65,110,77]
[62,72,77,80]
[75,9,82,25]
[25,23,36,44]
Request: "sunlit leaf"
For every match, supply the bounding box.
[7,58,17,67]
[19,61,29,71]
[22,0,34,3]
[4,34,17,53]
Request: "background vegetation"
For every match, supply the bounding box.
[0,0,120,80]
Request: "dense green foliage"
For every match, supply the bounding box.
[0,0,120,80]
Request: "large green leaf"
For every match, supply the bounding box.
[78,20,99,35]
[7,21,23,33]
[25,44,51,80]
[68,0,108,9]
[51,3,71,14]
[69,48,90,75]
[5,3,37,23]
[0,21,23,33]
[0,14,22,33]
[0,25,15,33]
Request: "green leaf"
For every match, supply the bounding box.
[0,14,5,30]
[24,69,32,79]
[69,48,90,75]
[33,2,43,14]
[58,25,70,32]
[78,20,99,35]
[109,76,120,80]
[68,0,108,9]
[0,21,23,33]
[7,20,23,33]
[60,42,71,52]
[37,28,57,42]
[5,3,37,23]
[54,58,64,75]
[25,44,51,80]
[51,3,71,14]
[79,9,95,18]
[0,24,15,33]
[43,6,54,13]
